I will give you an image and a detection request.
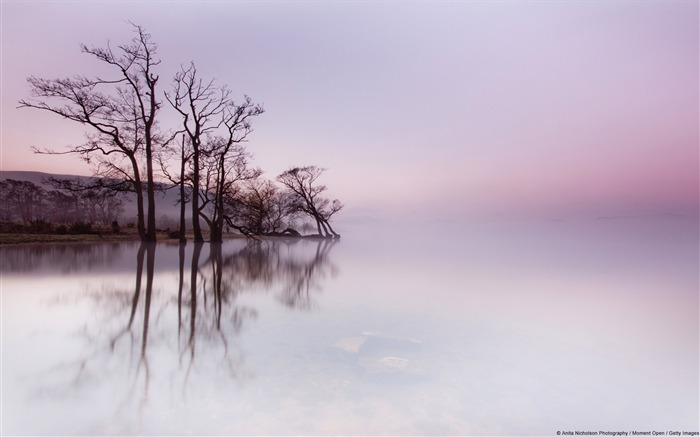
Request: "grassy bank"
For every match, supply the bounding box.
[0,233,117,245]
[0,227,158,245]
[1,220,164,245]
[0,223,250,245]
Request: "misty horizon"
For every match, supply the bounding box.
[2,1,697,220]
[2,169,698,227]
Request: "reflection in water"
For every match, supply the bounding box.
[2,220,698,435]
[2,238,337,434]
[0,242,127,273]
[122,240,334,404]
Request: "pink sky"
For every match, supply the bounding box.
[1,1,697,219]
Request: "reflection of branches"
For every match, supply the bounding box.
[109,244,146,351]
[177,242,185,335]
[215,238,338,310]
[30,242,158,423]
[277,239,337,309]
[186,242,252,383]
[181,242,202,393]
[138,243,156,407]
[20,237,339,425]
[106,243,156,417]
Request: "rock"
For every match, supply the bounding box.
[331,332,426,377]
[333,336,367,353]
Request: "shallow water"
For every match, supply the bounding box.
[2,218,698,435]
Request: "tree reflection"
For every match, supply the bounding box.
[0,242,127,273]
[277,238,336,309]
[215,238,338,310]
[30,238,338,417]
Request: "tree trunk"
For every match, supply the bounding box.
[178,149,187,243]
[133,179,146,241]
[322,218,340,238]
[210,202,223,243]
[128,154,147,241]
[191,149,203,242]
[209,165,225,243]
[319,219,330,237]
[210,226,222,243]
[314,216,323,236]
[144,140,157,242]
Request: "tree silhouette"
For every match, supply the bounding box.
[18,25,344,241]
[19,24,162,241]
[166,63,264,242]
[277,166,343,238]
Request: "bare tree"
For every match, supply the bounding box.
[166,64,263,242]
[165,63,222,242]
[44,177,125,225]
[276,166,343,238]
[239,179,280,234]
[0,179,45,222]
[18,24,162,241]
[233,179,298,235]
[44,178,87,223]
[201,136,261,242]
[44,189,74,224]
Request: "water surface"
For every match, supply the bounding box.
[2,218,698,435]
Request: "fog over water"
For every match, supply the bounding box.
[1,217,698,435]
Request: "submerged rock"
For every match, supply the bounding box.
[333,336,367,353]
[359,356,411,373]
[331,332,426,377]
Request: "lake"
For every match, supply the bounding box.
[2,217,698,435]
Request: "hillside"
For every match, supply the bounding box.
[0,170,188,228]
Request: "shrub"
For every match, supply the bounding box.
[69,222,93,234]
[29,219,53,233]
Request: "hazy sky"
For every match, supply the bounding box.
[1,1,698,219]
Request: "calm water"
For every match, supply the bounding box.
[2,218,698,435]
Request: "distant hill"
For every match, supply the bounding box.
[0,170,81,186]
[0,170,188,228]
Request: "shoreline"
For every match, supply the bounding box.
[0,231,338,246]
[0,231,241,246]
